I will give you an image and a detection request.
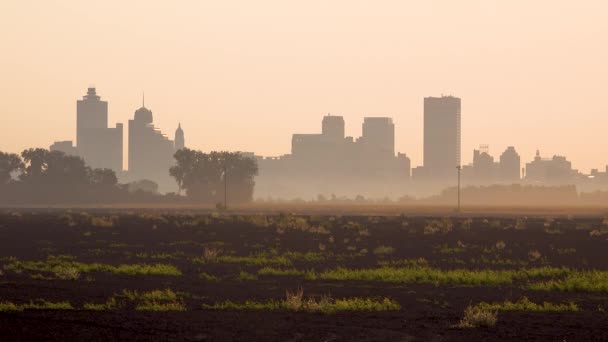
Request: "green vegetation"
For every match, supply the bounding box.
[203,290,400,313]
[199,272,219,282]
[238,271,258,281]
[4,256,181,277]
[121,289,186,311]
[473,297,579,312]
[316,266,569,286]
[0,300,74,312]
[373,245,395,256]
[83,297,121,311]
[257,267,310,277]
[529,271,608,293]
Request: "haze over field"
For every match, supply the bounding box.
[1,1,607,172]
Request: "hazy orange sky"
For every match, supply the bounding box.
[1,1,607,172]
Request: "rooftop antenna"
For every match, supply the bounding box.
[142,92,145,108]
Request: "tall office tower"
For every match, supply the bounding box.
[321,114,345,141]
[361,117,395,158]
[174,123,185,151]
[423,96,461,180]
[76,87,123,171]
[498,146,521,182]
[128,104,175,189]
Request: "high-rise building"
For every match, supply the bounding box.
[498,146,520,182]
[128,104,175,190]
[360,117,395,158]
[76,87,123,171]
[322,115,345,142]
[472,147,495,183]
[423,96,461,180]
[174,123,185,151]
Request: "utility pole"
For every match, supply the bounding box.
[223,162,227,210]
[456,165,462,213]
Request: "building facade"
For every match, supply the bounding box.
[421,96,461,181]
[75,88,123,171]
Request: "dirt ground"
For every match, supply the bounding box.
[0,210,607,341]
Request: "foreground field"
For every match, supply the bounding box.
[1,211,608,341]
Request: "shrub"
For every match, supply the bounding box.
[457,305,497,328]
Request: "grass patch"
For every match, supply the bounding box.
[5,256,181,277]
[474,297,579,312]
[83,297,121,311]
[257,267,310,277]
[316,266,569,286]
[203,289,400,313]
[199,272,219,282]
[238,271,258,281]
[120,289,187,311]
[529,271,608,293]
[0,300,74,312]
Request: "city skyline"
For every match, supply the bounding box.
[2,1,608,173]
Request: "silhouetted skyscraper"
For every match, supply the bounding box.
[322,115,345,142]
[499,146,520,182]
[361,117,395,158]
[76,87,123,171]
[128,103,175,190]
[423,96,461,180]
[174,123,185,151]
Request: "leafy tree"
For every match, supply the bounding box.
[90,168,118,188]
[170,148,258,203]
[0,152,24,184]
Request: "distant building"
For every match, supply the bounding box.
[471,147,495,183]
[360,117,395,159]
[174,123,185,151]
[460,145,521,185]
[498,146,520,182]
[525,150,578,183]
[75,88,123,171]
[255,114,411,199]
[49,141,79,157]
[421,96,461,181]
[128,104,177,191]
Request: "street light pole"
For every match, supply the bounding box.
[456,165,461,213]
[224,163,227,210]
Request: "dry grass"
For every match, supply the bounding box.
[456,305,498,328]
[202,246,221,263]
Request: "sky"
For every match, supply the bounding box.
[1,1,607,172]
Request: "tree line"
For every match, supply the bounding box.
[0,148,258,205]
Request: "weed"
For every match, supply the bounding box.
[202,247,221,263]
[457,305,497,328]
[528,250,542,262]
[373,245,395,256]
[199,272,219,282]
[238,271,257,281]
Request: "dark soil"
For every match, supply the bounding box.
[0,210,607,341]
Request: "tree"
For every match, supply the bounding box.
[170,148,258,203]
[20,148,49,182]
[90,168,118,188]
[0,152,24,185]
